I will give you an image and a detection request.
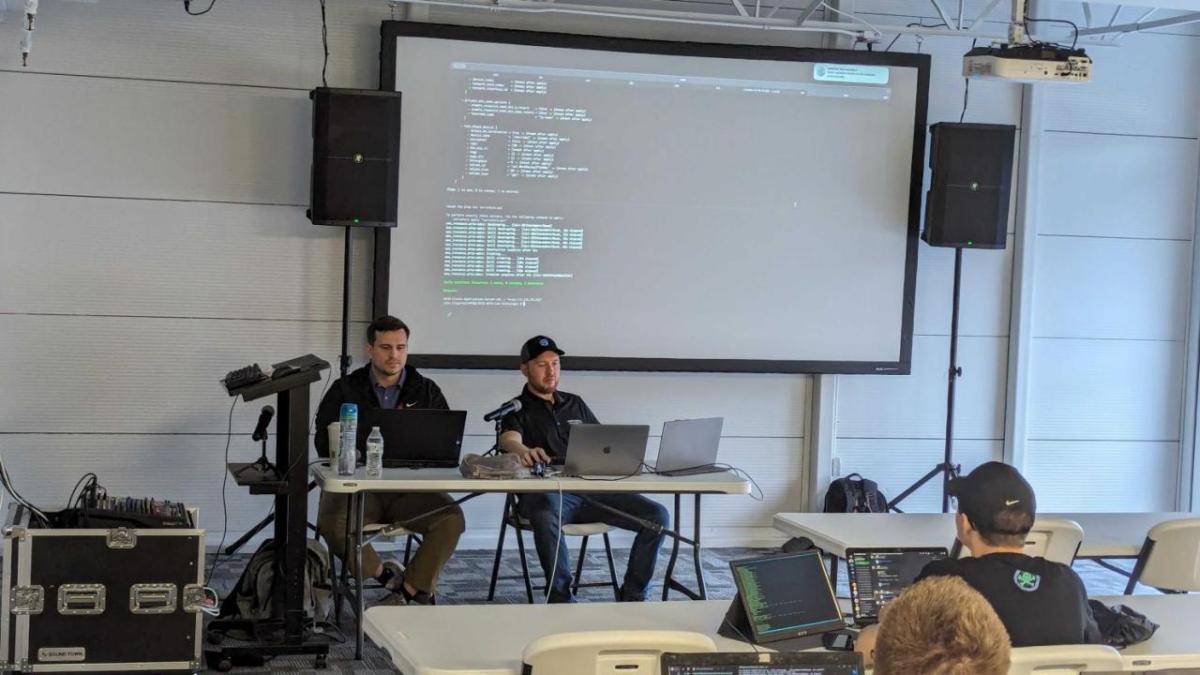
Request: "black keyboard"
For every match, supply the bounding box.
[222,364,267,392]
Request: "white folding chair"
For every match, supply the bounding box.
[1125,517,1200,594]
[1023,518,1085,565]
[487,493,620,602]
[952,518,1083,566]
[522,630,716,675]
[1008,644,1124,675]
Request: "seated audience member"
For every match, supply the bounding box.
[916,461,1102,646]
[869,575,1011,675]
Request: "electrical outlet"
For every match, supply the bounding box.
[831,457,841,477]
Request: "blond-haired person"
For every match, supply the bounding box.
[858,575,1011,675]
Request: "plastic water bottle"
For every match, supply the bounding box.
[338,403,358,475]
[365,426,384,478]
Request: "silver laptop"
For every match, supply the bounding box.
[655,417,724,476]
[562,424,650,477]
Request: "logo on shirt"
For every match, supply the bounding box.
[1013,570,1041,592]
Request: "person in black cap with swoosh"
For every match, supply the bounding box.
[498,335,670,603]
[914,461,1101,646]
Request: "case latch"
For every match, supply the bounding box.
[10,586,43,615]
[129,583,177,614]
[57,584,106,615]
[106,528,137,549]
[181,584,207,613]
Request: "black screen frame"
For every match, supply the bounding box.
[729,550,846,643]
[377,20,929,375]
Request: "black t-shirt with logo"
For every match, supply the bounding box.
[915,553,1102,647]
[500,386,599,462]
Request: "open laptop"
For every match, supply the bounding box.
[654,417,723,476]
[846,547,949,626]
[721,550,847,651]
[561,424,650,477]
[357,409,467,468]
[662,652,863,674]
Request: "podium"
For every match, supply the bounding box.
[206,355,331,670]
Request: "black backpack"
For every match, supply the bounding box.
[824,473,889,513]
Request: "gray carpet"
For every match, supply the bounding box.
[201,546,1140,673]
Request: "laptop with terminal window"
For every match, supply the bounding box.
[662,652,863,674]
[720,550,847,651]
[846,547,949,627]
[654,417,723,476]
[356,408,467,468]
[561,424,650,477]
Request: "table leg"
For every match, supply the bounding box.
[662,493,683,601]
[355,492,365,659]
[691,494,706,600]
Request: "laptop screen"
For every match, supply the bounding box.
[846,547,948,623]
[662,652,863,674]
[730,551,844,644]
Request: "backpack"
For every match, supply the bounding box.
[219,538,332,622]
[824,473,889,513]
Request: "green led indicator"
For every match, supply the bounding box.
[967,240,974,246]
[353,218,360,224]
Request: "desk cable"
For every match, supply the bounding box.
[570,462,764,501]
[207,396,238,585]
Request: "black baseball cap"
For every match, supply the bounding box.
[947,462,1037,535]
[520,335,565,363]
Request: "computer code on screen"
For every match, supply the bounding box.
[387,24,927,370]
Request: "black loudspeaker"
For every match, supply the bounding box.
[922,122,1016,249]
[308,87,402,227]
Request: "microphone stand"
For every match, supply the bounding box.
[235,428,279,479]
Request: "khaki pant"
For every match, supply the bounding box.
[318,491,465,593]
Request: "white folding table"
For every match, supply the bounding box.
[771,511,1188,586]
[312,464,751,657]
[363,594,1200,674]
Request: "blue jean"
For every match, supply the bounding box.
[518,492,671,602]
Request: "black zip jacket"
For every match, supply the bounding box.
[313,364,449,457]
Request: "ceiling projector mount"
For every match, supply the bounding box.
[963,0,1092,83]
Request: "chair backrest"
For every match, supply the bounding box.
[1139,517,1200,592]
[1008,644,1124,675]
[522,630,716,675]
[953,519,1083,566]
[1023,519,1084,565]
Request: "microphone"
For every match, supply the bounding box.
[251,405,275,441]
[483,398,522,422]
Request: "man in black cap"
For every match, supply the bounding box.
[914,461,1101,646]
[498,335,670,603]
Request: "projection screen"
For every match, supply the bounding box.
[380,22,929,374]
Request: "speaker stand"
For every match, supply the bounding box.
[889,247,964,513]
[338,225,354,379]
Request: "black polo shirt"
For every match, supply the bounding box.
[916,553,1102,647]
[500,385,599,463]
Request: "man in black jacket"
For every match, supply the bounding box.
[315,316,464,604]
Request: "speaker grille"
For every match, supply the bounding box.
[922,123,1015,249]
[309,88,402,227]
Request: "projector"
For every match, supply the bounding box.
[963,43,1092,83]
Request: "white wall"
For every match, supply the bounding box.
[0,1,1195,555]
[1022,26,1200,512]
[831,3,1200,513]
